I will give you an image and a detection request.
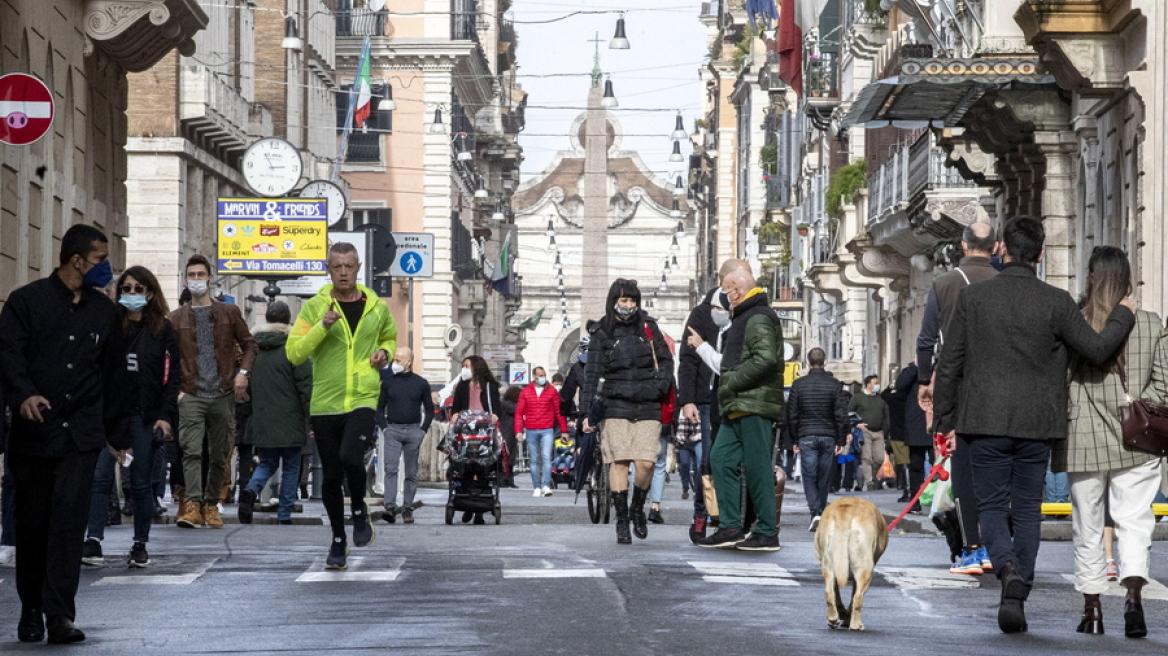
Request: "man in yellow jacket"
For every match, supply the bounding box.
[288,242,397,570]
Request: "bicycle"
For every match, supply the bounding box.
[585,428,610,524]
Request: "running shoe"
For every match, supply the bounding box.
[978,546,993,572]
[736,533,781,552]
[697,527,747,549]
[81,539,104,566]
[325,537,348,570]
[352,504,375,547]
[127,541,150,568]
[949,549,984,575]
[809,516,821,532]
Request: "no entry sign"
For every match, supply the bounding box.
[0,73,55,146]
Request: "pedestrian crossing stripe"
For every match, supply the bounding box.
[296,556,403,582]
[876,567,980,590]
[1060,574,1168,601]
[688,561,799,586]
[503,568,607,579]
[93,559,217,586]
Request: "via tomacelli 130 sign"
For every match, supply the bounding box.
[216,198,329,275]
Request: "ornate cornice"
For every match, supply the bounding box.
[85,0,207,72]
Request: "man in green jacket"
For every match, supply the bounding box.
[848,375,890,491]
[287,243,397,570]
[698,270,784,552]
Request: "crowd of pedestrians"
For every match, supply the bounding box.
[2,216,1167,643]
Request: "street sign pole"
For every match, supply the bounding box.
[408,277,414,350]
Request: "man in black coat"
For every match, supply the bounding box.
[0,225,131,644]
[933,217,1135,634]
[783,347,849,530]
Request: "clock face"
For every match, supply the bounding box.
[299,180,348,227]
[242,137,303,197]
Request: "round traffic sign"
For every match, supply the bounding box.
[0,74,54,146]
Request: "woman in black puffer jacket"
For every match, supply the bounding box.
[581,279,673,544]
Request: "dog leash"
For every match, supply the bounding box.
[886,456,949,532]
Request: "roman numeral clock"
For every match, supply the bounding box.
[242,137,303,197]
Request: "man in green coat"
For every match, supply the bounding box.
[698,270,785,552]
[238,301,312,525]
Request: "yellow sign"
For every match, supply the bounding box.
[783,362,801,388]
[216,198,329,275]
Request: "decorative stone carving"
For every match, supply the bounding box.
[806,262,846,302]
[85,0,207,73]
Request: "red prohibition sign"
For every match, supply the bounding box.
[0,73,55,146]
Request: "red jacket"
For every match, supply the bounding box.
[515,384,568,433]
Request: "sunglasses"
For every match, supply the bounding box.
[614,278,638,287]
[119,284,148,294]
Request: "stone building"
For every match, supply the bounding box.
[0,0,205,305]
[512,77,695,375]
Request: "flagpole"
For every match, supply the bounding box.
[332,35,371,183]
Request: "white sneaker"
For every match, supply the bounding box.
[542,486,553,497]
[809,516,821,532]
[532,488,542,498]
[0,545,14,567]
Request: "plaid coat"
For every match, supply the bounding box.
[1052,310,1168,473]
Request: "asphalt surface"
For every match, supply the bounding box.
[3,480,1168,654]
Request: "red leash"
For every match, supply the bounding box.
[887,433,953,532]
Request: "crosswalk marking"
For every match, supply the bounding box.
[1060,575,1168,601]
[504,568,608,579]
[94,559,217,586]
[689,561,799,586]
[296,556,403,583]
[877,567,980,590]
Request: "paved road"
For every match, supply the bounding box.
[3,482,1167,654]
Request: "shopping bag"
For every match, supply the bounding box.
[929,459,954,514]
[878,454,895,481]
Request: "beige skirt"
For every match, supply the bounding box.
[601,418,662,463]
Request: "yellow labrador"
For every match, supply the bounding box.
[813,497,888,631]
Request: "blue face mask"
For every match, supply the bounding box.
[83,260,113,288]
[579,352,588,364]
[119,294,148,312]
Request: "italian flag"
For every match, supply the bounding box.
[489,231,512,295]
[353,40,373,132]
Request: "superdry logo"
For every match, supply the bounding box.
[261,225,280,237]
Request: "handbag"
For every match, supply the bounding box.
[644,322,677,425]
[1118,360,1168,456]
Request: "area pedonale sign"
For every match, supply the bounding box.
[216,198,329,275]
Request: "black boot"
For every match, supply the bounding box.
[612,490,631,544]
[631,486,650,540]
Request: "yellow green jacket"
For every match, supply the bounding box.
[287,284,397,415]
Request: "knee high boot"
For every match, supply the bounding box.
[612,490,631,544]
[631,486,650,540]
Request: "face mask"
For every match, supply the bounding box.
[119,294,148,312]
[536,377,547,386]
[391,362,405,375]
[82,260,113,288]
[614,303,637,319]
[460,367,473,382]
[579,352,588,364]
[553,384,562,392]
[872,385,881,394]
[187,279,209,295]
[711,308,731,328]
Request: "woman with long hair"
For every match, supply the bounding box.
[581,279,674,544]
[1052,246,1168,638]
[82,266,179,568]
[451,355,502,524]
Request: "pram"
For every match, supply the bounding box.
[440,411,504,525]
[549,431,576,489]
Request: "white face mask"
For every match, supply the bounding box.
[391,362,405,375]
[711,308,731,328]
[460,367,473,381]
[187,280,209,295]
[536,377,547,386]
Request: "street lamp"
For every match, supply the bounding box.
[658,274,668,292]
[281,16,303,51]
[673,175,685,196]
[474,176,489,199]
[669,140,683,162]
[670,254,680,274]
[609,16,631,49]
[601,77,618,108]
[553,252,563,270]
[670,199,681,219]
[377,94,396,111]
[675,220,685,238]
[456,133,473,162]
[428,108,446,134]
[547,235,557,252]
[671,113,687,140]
[670,234,679,251]
[545,219,556,237]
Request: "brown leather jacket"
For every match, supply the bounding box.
[170,301,258,396]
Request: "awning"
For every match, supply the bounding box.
[843,57,1057,128]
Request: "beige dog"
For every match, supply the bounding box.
[813,497,888,631]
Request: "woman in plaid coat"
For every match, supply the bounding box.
[1052,246,1168,638]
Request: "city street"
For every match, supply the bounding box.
[3,481,1167,654]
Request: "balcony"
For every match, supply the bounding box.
[178,66,250,154]
[765,176,791,210]
[804,51,839,100]
[335,8,388,37]
[841,0,886,32]
[85,0,207,72]
[452,0,480,42]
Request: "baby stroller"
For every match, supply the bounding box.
[440,411,504,525]
[549,431,576,489]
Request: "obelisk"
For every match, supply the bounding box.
[581,44,609,323]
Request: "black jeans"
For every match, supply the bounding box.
[10,448,101,620]
[311,408,376,539]
[968,435,1051,591]
[951,433,982,548]
[908,445,931,500]
[799,435,836,516]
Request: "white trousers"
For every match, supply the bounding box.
[1068,458,1164,594]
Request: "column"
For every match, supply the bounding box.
[419,68,457,383]
[581,84,608,321]
[1034,131,1079,292]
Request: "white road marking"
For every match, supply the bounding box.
[878,567,980,590]
[689,561,799,586]
[504,568,608,579]
[297,556,403,582]
[94,559,217,586]
[1060,575,1168,601]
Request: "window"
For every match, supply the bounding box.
[335,84,393,163]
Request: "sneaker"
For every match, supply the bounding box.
[0,545,14,567]
[127,542,150,568]
[81,539,104,566]
[978,546,993,572]
[325,537,348,570]
[809,516,821,532]
[175,501,203,528]
[688,517,707,545]
[352,504,375,547]
[203,504,224,529]
[383,506,397,524]
[237,489,256,525]
[1106,559,1118,581]
[697,527,747,549]
[542,486,553,497]
[401,508,414,524]
[532,488,542,498]
[950,549,984,575]
[736,533,781,552]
